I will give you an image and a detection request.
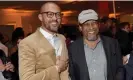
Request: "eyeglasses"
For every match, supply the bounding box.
[40,11,63,19]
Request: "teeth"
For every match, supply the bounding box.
[88,31,94,34]
[52,23,57,24]
[52,22,57,24]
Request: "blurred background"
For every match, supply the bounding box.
[0,1,133,38]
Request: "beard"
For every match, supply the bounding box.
[86,29,99,41]
[49,23,60,33]
[87,36,98,41]
[86,33,98,41]
[50,20,60,32]
[44,21,60,33]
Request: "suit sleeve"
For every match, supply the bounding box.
[68,45,76,80]
[115,40,123,68]
[115,40,125,80]
[19,41,59,80]
[60,34,70,80]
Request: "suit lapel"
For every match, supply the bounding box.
[57,34,68,61]
[77,37,90,80]
[35,28,56,63]
[100,35,112,78]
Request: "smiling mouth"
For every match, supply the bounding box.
[51,22,57,24]
[88,31,95,34]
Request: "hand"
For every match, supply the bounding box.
[123,56,128,65]
[5,62,14,72]
[56,56,68,73]
[0,64,5,71]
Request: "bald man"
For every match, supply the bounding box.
[19,2,69,80]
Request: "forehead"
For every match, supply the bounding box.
[41,3,61,12]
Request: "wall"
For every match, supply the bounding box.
[120,14,133,24]
[0,9,40,36]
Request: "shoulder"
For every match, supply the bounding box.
[101,35,117,43]
[57,34,66,40]
[0,43,8,55]
[0,43,7,49]
[19,32,37,47]
[68,37,83,49]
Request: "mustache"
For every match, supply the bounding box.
[51,20,58,23]
[87,30,97,32]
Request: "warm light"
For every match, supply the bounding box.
[131,14,133,16]
[58,0,84,3]
[109,13,120,18]
[2,8,37,13]
[64,0,84,2]
[62,10,77,16]
[1,8,37,16]
[2,8,17,12]
[64,0,75,1]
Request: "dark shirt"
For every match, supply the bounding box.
[10,50,19,80]
[115,30,132,56]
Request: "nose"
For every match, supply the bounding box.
[89,23,94,30]
[52,14,57,20]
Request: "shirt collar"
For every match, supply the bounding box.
[84,36,101,46]
[40,27,55,40]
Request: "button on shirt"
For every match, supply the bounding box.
[84,39,107,80]
[40,27,62,56]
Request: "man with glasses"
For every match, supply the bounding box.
[68,9,124,80]
[19,2,69,80]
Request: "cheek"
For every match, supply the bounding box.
[43,17,51,23]
[82,29,88,35]
[94,25,99,31]
[57,19,61,24]
[96,27,99,32]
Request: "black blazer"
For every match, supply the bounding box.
[68,35,124,80]
[125,53,133,80]
[115,29,132,56]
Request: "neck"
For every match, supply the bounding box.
[84,36,100,49]
[41,26,55,35]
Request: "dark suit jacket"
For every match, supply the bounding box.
[115,29,132,56]
[68,35,123,80]
[11,50,19,80]
[125,53,133,80]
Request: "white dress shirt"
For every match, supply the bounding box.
[40,27,62,56]
[126,54,130,64]
[40,27,71,80]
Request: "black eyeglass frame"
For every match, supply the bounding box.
[40,11,63,19]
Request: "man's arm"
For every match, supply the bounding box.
[68,45,76,80]
[115,40,126,80]
[59,34,70,80]
[19,41,59,80]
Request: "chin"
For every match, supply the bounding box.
[87,39,97,41]
[87,36,98,41]
[51,29,58,33]
[50,27,58,32]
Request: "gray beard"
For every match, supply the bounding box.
[87,36,98,41]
